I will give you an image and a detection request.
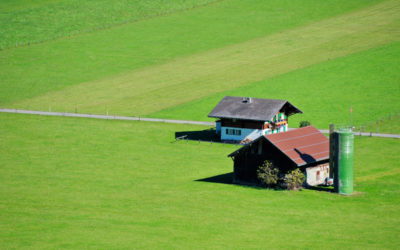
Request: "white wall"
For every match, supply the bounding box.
[221,127,264,141]
[306,164,329,186]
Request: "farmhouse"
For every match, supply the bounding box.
[208,96,302,142]
[228,125,330,186]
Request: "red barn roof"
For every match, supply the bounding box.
[265,126,329,166]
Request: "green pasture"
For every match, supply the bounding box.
[153,41,400,131]
[0,0,213,48]
[1,0,399,248]
[2,0,399,133]
[0,0,387,106]
[0,113,399,248]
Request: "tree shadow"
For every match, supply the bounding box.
[175,128,221,142]
[196,172,233,185]
[294,148,316,164]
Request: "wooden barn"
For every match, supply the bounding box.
[228,126,330,186]
[208,96,302,142]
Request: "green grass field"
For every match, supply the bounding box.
[0,0,390,104]
[152,41,400,130]
[1,0,399,248]
[0,113,399,248]
[0,0,214,48]
[1,0,398,131]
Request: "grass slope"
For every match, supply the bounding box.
[0,0,213,48]
[153,41,400,130]
[0,113,399,248]
[5,0,399,122]
[0,0,384,105]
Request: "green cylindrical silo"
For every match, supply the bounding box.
[333,128,354,195]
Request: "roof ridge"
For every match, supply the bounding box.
[224,96,287,102]
[267,131,323,143]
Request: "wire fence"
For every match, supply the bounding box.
[0,0,224,51]
[353,111,400,135]
[1,107,399,139]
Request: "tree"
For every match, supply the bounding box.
[299,120,311,128]
[257,160,279,188]
[279,169,305,190]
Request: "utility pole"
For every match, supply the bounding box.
[350,104,353,129]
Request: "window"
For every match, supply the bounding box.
[226,128,241,136]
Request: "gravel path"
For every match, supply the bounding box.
[0,108,214,126]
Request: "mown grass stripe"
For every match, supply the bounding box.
[0,0,384,105]
[8,0,399,117]
[357,169,400,182]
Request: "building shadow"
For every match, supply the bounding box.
[196,172,266,190]
[175,128,221,142]
[305,185,334,193]
[196,172,233,185]
[196,172,334,193]
[294,148,316,164]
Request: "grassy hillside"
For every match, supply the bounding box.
[0,0,214,48]
[2,0,399,132]
[1,1,398,248]
[153,41,400,130]
[0,0,385,105]
[0,113,399,248]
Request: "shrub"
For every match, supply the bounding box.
[299,120,311,127]
[279,169,305,190]
[257,160,279,188]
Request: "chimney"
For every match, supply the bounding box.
[242,97,252,104]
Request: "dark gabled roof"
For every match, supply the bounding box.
[228,126,329,167]
[208,96,302,122]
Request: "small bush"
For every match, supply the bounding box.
[257,160,279,188]
[279,169,305,190]
[299,120,311,127]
